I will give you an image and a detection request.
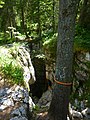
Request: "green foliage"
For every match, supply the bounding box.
[43,32,57,57]
[0,32,15,45]
[0,0,4,8]
[33,105,39,111]
[1,62,24,85]
[74,25,90,52]
[0,0,58,39]
[0,44,24,85]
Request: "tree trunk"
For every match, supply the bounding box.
[52,0,55,33]
[48,0,78,120]
[37,1,41,38]
[79,0,90,29]
[20,0,28,38]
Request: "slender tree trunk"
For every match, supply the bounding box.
[20,0,28,38]
[52,0,55,33]
[21,6,25,33]
[8,0,16,27]
[48,0,78,120]
[37,0,41,38]
[79,0,90,29]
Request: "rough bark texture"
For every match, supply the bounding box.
[48,0,78,120]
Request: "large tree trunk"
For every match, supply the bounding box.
[48,0,78,120]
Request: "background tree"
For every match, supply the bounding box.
[48,0,79,120]
[79,0,90,29]
[1,0,16,31]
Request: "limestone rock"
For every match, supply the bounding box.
[37,89,52,108]
[72,110,83,119]
[3,98,14,106]
[29,96,35,111]
[19,106,27,117]
[11,109,21,117]
[0,104,7,111]
[0,88,8,97]
[10,116,28,120]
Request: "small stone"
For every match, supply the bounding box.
[20,86,24,91]
[23,90,29,97]
[0,89,5,97]
[10,116,28,120]
[72,110,83,119]
[15,86,20,91]
[11,109,21,117]
[3,98,14,106]
[12,92,20,101]
[67,116,70,120]
[19,106,27,117]
[7,88,12,94]
[23,97,29,103]
[0,88,8,97]
[37,90,52,108]
[18,92,24,99]
[45,102,51,107]
[29,96,35,111]
[0,104,7,111]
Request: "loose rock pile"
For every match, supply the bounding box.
[37,89,52,110]
[0,85,35,120]
[1,83,90,120]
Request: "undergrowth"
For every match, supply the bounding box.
[0,44,24,85]
[0,62,24,85]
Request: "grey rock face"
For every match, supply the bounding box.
[11,109,21,117]
[10,116,28,120]
[0,104,7,111]
[0,85,35,120]
[19,106,27,117]
[17,46,36,91]
[0,88,8,97]
[37,89,52,109]
[3,98,14,106]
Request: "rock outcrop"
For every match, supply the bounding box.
[0,84,35,120]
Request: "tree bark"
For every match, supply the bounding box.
[37,0,41,38]
[52,0,55,33]
[48,0,78,120]
[20,0,28,38]
[79,0,90,29]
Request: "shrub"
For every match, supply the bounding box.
[1,62,24,85]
